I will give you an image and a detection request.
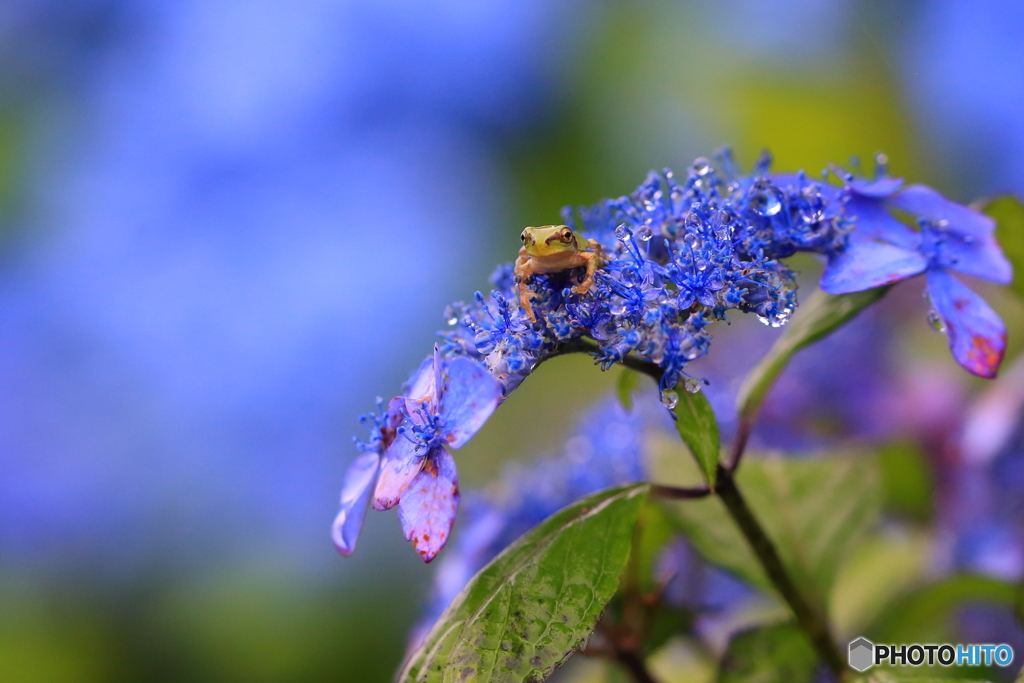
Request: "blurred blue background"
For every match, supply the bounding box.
[0,1,1022,681]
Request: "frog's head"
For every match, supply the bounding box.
[520,225,584,257]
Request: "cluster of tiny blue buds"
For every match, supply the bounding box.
[438,150,851,406]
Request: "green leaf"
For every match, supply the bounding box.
[980,194,1024,301]
[736,287,890,423]
[717,622,817,683]
[666,455,880,601]
[877,441,934,523]
[398,483,650,683]
[672,388,720,489]
[631,499,675,596]
[616,368,640,412]
[829,532,932,640]
[870,575,1022,643]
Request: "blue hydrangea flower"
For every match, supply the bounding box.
[332,347,501,561]
[336,150,1014,562]
[821,175,1013,377]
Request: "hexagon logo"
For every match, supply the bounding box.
[849,637,874,672]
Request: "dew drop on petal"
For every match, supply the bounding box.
[748,182,783,217]
[683,377,702,394]
[928,309,947,333]
[636,226,653,241]
[660,388,679,409]
[614,224,631,240]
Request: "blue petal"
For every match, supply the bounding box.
[847,194,921,248]
[331,451,381,556]
[937,230,1013,285]
[403,354,436,400]
[438,356,502,449]
[398,447,460,563]
[890,184,994,240]
[373,435,424,510]
[849,176,903,197]
[821,239,926,294]
[927,269,1007,379]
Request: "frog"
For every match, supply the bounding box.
[514,225,607,321]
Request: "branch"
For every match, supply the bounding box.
[553,338,844,676]
[714,464,845,676]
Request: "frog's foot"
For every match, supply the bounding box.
[570,249,603,295]
[517,280,538,322]
[570,278,593,295]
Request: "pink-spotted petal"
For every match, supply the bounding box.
[927,269,1007,379]
[821,238,927,294]
[331,451,381,556]
[432,344,444,408]
[373,436,424,510]
[403,355,435,401]
[438,356,502,449]
[398,447,460,563]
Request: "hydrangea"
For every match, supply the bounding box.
[334,151,1014,562]
[332,347,501,561]
[820,167,1012,377]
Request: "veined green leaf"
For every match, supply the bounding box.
[672,388,720,489]
[736,287,889,423]
[398,483,650,683]
[717,622,817,683]
[666,455,880,602]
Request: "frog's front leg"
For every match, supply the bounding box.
[570,241,606,295]
[514,250,539,322]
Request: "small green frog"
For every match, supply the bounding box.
[514,225,606,321]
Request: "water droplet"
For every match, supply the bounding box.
[660,389,679,409]
[874,153,889,177]
[610,303,627,316]
[636,226,653,241]
[799,186,825,223]
[683,377,702,394]
[691,157,712,176]
[447,317,458,326]
[748,181,783,217]
[928,310,947,333]
[614,224,631,240]
[757,307,794,328]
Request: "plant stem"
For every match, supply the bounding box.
[650,483,712,499]
[556,341,845,677]
[715,463,844,677]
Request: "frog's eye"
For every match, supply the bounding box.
[520,231,528,243]
[560,228,574,243]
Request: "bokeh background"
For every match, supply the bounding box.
[1,1,1022,681]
